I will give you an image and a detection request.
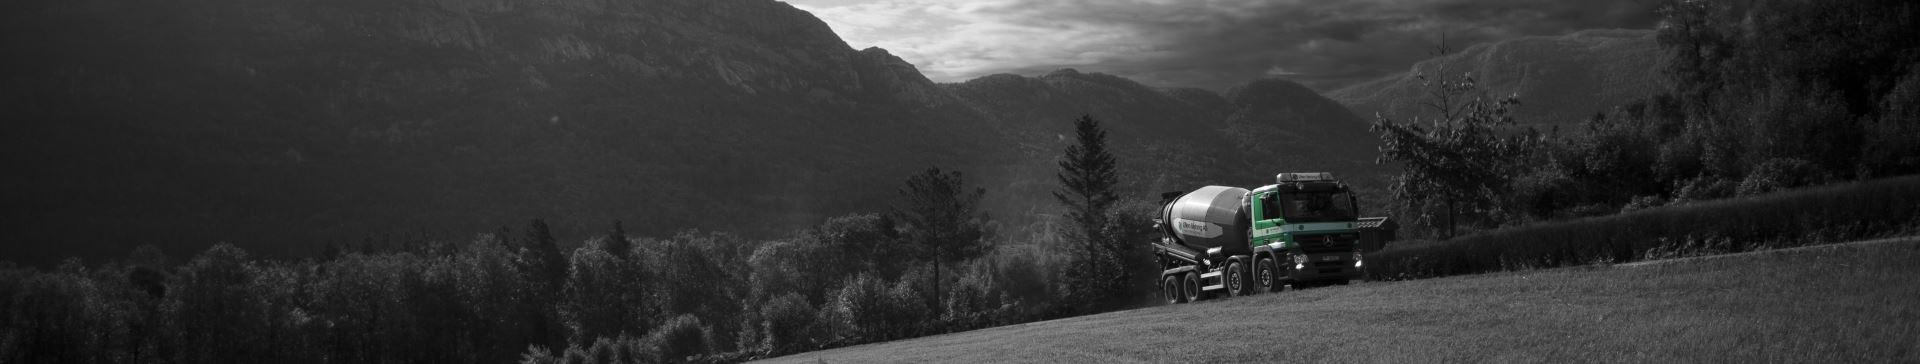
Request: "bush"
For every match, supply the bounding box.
[942,268,1009,331]
[1368,175,1920,280]
[809,292,855,348]
[746,240,807,305]
[519,335,649,364]
[1736,158,1829,196]
[983,245,1055,319]
[1670,175,1736,204]
[519,345,561,364]
[756,292,816,355]
[826,272,933,342]
[887,267,936,335]
[641,314,712,363]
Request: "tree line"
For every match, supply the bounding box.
[0,116,1159,363]
[1373,0,1920,239]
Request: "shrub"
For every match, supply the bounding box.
[519,345,561,364]
[1368,175,1920,280]
[756,292,816,355]
[827,271,933,342]
[642,314,711,363]
[1736,158,1829,196]
[942,268,1009,331]
[985,245,1054,320]
[886,267,936,336]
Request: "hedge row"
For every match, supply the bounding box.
[1367,175,1920,280]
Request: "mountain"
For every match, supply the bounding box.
[0,0,1381,264]
[937,71,1388,238]
[1327,29,1665,126]
[940,70,1384,215]
[1219,79,1379,172]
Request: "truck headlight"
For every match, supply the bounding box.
[1352,251,1364,268]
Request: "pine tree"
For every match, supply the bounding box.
[1053,114,1126,311]
[891,167,989,321]
[527,218,566,285]
[1054,115,1119,243]
[606,220,631,258]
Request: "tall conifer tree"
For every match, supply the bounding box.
[1054,115,1126,309]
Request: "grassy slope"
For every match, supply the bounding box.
[759,239,1920,363]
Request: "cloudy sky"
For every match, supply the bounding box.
[785,0,1662,91]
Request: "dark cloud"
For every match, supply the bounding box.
[975,0,1663,91]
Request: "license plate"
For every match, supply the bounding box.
[1318,255,1342,262]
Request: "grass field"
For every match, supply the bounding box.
[757,237,1920,363]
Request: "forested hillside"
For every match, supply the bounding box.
[0,0,1383,360]
[0,0,1379,264]
[3,0,986,262]
[1330,29,1663,126]
[1365,1,1920,238]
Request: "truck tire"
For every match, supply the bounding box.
[1226,261,1252,296]
[1256,258,1283,293]
[1181,272,1202,302]
[1163,276,1187,304]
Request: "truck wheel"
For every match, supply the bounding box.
[1181,272,1202,302]
[1256,258,1283,293]
[1163,276,1187,304]
[1226,261,1252,296]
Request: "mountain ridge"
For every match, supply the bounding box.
[2,0,1381,264]
[1328,29,1664,125]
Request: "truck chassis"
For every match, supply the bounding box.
[1153,232,1364,303]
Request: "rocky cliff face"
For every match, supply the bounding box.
[1,0,1380,262]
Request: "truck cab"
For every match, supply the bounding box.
[1246,172,1365,288]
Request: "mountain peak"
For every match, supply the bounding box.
[1224,78,1321,104]
[853,46,946,104]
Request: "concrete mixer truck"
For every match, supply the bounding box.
[1154,172,1373,304]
